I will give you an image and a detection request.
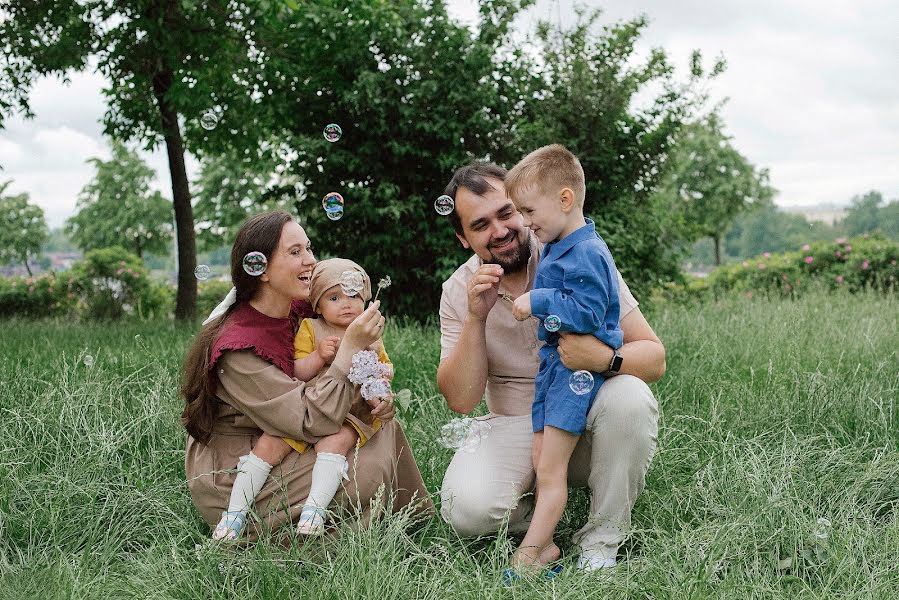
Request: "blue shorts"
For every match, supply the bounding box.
[532,350,602,435]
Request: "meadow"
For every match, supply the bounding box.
[0,289,896,599]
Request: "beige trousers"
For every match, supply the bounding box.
[440,375,659,561]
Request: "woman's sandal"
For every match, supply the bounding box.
[295,507,327,536]
[212,510,246,541]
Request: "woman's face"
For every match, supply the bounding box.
[261,221,316,301]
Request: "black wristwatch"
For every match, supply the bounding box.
[602,349,623,377]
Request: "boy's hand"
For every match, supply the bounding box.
[512,292,532,321]
[315,336,341,363]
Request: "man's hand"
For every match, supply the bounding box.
[511,291,532,321]
[315,335,341,364]
[558,332,614,372]
[467,264,503,322]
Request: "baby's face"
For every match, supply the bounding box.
[317,284,365,328]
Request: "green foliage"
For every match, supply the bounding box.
[0,181,49,275]
[721,204,838,260]
[654,112,774,264]
[65,142,173,259]
[843,190,899,240]
[0,291,897,598]
[703,236,898,298]
[68,247,172,319]
[0,271,79,318]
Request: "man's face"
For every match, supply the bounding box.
[454,177,531,273]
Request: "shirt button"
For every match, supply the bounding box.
[550,353,555,359]
[530,342,537,349]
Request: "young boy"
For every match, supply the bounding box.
[506,144,624,573]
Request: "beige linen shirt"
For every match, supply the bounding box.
[439,236,638,416]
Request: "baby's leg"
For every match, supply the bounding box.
[213,434,293,540]
[512,426,580,568]
[314,423,360,456]
[297,424,359,535]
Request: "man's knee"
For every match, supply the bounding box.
[440,482,522,537]
[589,375,658,435]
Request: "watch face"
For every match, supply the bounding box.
[610,354,624,372]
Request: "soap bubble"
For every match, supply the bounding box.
[200,111,219,131]
[242,251,267,276]
[194,264,212,281]
[434,195,455,216]
[814,517,832,541]
[544,315,562,332]
[439,418,491,453]
[323,123,342,142]
[340,270,364,297]
[322,192,344,221]
[569,370,594,395]
[83,355,94,368]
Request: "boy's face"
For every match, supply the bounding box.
[316,284,365,328]
[510,183,567,244]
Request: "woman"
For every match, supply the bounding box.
[182,211,431,539]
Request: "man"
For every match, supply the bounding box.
[437,162,664,570]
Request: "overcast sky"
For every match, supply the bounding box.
[1,0,896,228]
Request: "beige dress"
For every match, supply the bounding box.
[184,350,432,539]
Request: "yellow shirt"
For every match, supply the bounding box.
[284,318,391,454]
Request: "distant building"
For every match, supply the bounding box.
[781,204,847,225]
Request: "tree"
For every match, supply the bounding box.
[505,9,721,297]
[65,142,173,259]
[656,112,774,265]
[843,190,883,237]
[0,0,302,318]
[0,181,48,275]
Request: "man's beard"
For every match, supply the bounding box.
[485,230,531,273]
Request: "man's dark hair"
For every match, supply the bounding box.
[443,162,508,235]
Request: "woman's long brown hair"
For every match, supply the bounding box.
[180,211,294,444]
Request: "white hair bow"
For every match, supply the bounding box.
[202,286,237,326]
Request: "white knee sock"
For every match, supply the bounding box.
[226,452,273,515]
[302,452,349,512]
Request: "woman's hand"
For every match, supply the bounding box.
[343,300,386,351]
[368,394,395,422]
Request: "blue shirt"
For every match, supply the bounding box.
[530,219,624,351]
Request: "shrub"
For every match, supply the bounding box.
[0,271,79,318]
[706,235,899,298]
[68,247,171,319]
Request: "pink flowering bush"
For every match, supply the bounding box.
[705,235,899,298]
[0,271,79,318]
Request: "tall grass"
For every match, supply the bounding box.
[0,289,896,599]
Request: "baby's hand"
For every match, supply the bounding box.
[315,336,341,363]
[512,292,532,321]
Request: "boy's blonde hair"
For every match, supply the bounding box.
[506,144,586,207]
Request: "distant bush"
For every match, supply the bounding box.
[659,235,898,303]
[0,271,79,318]
[69,246,172,319]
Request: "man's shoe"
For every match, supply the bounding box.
[576,555,617,571]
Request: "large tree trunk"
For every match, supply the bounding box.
[713,235,721,266]
[152,65,196,320]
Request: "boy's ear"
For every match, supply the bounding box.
[559,187,576,213]
[455,231,471,249]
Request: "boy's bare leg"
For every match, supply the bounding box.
[512,426,580,569]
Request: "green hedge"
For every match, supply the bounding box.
[658,235,899,304]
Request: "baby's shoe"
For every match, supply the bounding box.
[212,510,246,541]
[295,506,327,536]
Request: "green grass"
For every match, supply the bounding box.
[1,289,897,599]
